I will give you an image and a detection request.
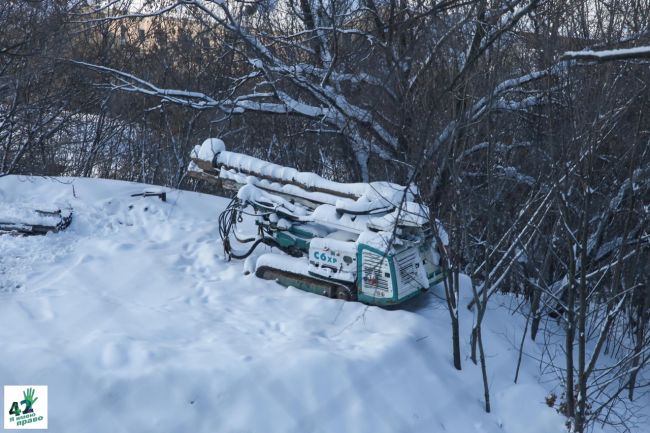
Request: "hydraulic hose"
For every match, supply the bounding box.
[224,236,280,260]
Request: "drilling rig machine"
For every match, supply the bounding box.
[188,138,446,307]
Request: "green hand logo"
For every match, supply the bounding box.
[20,388,38,414]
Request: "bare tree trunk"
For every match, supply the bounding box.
[576,191,589,433]
[565,240,576,422]
[514,308,531,383]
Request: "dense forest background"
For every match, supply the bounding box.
[1,1,649,431]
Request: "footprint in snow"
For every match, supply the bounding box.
[116,242,135,252]
[101,341,129,369]
[18,297,54,322]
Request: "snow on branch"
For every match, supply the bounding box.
[561,46,650,62]
[184,0,400,155]
[70,61,221,108]
[455,0,543,84]
[71,59,394,176]
[73,0,188,23]
[428,62,566,160]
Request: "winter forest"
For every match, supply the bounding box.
[1,0,649,432]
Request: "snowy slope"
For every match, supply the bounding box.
[0,176,565,433]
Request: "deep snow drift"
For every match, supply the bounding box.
[0,176,565,433]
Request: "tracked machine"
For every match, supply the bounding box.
[188,138,446,306]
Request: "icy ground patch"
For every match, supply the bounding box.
[1,176,564,433]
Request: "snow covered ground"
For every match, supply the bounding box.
[0,176,567,433]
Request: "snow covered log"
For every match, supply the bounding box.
[187,139,419,212]
[0,207,72,236]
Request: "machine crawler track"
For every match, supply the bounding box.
[255,266,356,301]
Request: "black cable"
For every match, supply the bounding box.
[219,195,242,260]
[227,236,279,260]
[219,196,279,261]
[234,232,256,243]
